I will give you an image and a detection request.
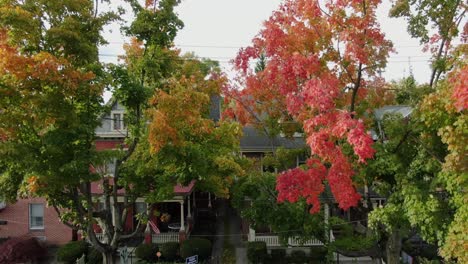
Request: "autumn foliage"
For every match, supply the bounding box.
[227,0,392,212]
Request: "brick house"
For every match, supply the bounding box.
[0,198,72,245]
[0,100,198,246]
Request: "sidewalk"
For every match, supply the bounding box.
[210,199,248,264]
[226,203,247,264]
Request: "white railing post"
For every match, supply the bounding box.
[180,201,185,231]
[208,192,212,208]
[248,227,256,242]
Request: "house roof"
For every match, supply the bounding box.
[374,105,413,121]
[173,180,196,195]
[240,126,305,152]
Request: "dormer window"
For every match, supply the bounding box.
[111,111,126,131]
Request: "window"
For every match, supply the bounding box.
[112,111,126,131]
[106,158,116,176]
[29,203,44,230]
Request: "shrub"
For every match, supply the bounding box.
[135,243,159,262]
[270,248,286,259]
[57,240,88,264]
[309,246,327,261]
[0,237,47,263]
[247,241,267,264]
[160,241,179,262]
[180,238,212,261]
[289,250,307,264]
[86,247,103,264]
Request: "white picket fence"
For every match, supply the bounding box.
[95,233,105,242]
[253,235,323,247]
[152,232,179,243]
[255,235,281,246]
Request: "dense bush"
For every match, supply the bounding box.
[309,246,327,261]
[289,250,307,264]
[87,247,103,264]
[135,243,159,262]
[180,238,212,261]
[270,248,286,259]
[57,240,88,264]
[271,248,286,262]
[160,241,180,262]
[247,241,267,264]
[269,248,287,264]
[0,237,47,263]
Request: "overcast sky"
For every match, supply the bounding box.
[100,0,437,87]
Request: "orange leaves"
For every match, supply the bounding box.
[147,78,216,154]
[0,39,96,97]
[451,64,468,112]
[26,175,39,194]
[148,109,180,153]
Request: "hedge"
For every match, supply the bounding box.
[247,241,267,264]
[180,238,212,261]
[309,246,327,261]
[135,243,159,262]
[160,241,180,262]
[289,250,307,264]
[57,240,88,264]
[86,247,103,264]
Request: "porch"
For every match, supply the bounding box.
[248,230,324,247]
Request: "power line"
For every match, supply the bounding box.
[99,53,434,64]
[102,42,464,49]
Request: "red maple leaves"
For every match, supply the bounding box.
[227,0,392,213]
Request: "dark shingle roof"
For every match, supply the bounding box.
[240,126,305,152]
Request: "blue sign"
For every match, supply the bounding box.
[186,255,198,264]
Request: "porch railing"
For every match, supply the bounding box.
[95,233,105,242]
[253,234,323,247]
[255,235,280,246]
[288,236,323,246]
[152,232,179,244]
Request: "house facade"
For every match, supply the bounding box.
[0,101,200,245]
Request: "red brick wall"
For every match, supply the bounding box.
[0,197,72,245]
[95,139,124,151]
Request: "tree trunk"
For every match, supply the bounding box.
[385,229,402,264]
[102,251,117,264]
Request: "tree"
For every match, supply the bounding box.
[227,0,392,215]
[390,0,467,87]
[415,53,467,262]
[0,0,122,262]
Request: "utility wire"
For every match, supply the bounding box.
[99,53,435,64]
[102,42,464,49]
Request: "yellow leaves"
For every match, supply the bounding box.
[147,109,180,153]
[440,203,468,263]
[147,79,216,153]
[26,175,39,194]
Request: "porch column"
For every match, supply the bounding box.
[248,226,256,242]
[179,200,187,243]
[187,195,192,218]
[179,201,185,231]
[208,192,212,208]
[324,203,334,242]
